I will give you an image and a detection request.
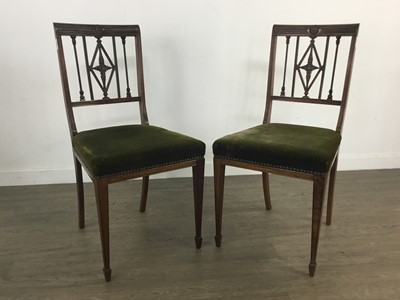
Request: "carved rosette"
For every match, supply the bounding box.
[307,26,321,39]
[92,25,106,39]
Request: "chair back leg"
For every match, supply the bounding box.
[139,176,149,212]
[94,179,111,282]
[262,172,272,210]
[309,175,327,276]
[326,157,339,225]
[74,157,85,229]
[192,158,205,249]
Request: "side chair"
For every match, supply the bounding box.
[213,24,359,276]
[53,23,205,281]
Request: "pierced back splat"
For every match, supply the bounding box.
[264,24,359,132]
[54,23,149,137]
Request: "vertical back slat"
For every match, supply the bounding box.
[121,37,132,98]
[280,36,290,96]
[291,36,300,97]
[112,36,121,99]
[318,36,330,99]
[71,36,85,101]
[327,36,341,100]
[82,36,94,100]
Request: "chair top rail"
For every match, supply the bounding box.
[53,23,140,37]
[272,24,359,37]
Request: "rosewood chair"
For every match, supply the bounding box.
[213,24,359,276]
[53,23,205,281]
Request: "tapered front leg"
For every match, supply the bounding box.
[94,179,111,282]
[73,157,85,229]
[192,158,205,249]
[214,157,226,247]
[139,176,149,212]
[309,175,327,277]
[262,172,272,210]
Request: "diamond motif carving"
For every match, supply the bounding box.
[297,39,323,98]
[89,39,115,99]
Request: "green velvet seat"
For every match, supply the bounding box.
[73,125,206,178]
[213,123,341,174]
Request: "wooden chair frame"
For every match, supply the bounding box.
[54,23,204,281]
[214,24,359,276]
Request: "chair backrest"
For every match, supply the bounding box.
[54,23,149,137]
[263,24,359,133]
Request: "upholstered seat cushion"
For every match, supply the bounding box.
[213,123,341,174]
[73,125,206,178]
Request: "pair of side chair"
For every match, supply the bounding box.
[54,22,359,281]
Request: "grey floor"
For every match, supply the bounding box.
[0,169,399,300]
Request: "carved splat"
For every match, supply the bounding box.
[89,38,115,99]
[63,26,139,102]
[265,23,359,133]
[296,37,323,98]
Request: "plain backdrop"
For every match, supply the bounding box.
[0,0,399,186]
